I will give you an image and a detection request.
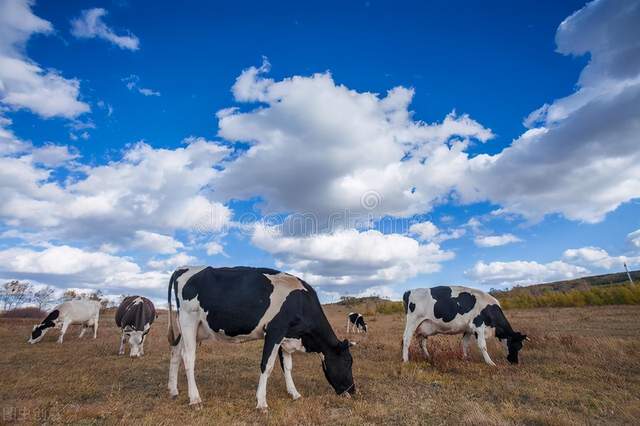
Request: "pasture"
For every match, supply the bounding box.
[2,304,640,425]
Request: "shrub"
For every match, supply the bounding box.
[498,284,640,309]
[375,301,404,315]
[0,307,47,318]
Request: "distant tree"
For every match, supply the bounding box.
[32,286,55,310]
[63,290,78,301]
[1,280,32,310]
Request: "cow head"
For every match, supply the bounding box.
[321,339,356,396]
[125,324,150,357]
[506,332,528,364]
[28,324,48,344]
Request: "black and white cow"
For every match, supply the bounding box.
[28,300,100,344]
[346,312,367,333]
[402,287,527,365]
[167,266,356,410]
[116,296,156,357]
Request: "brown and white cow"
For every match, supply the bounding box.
[167,266,355,410]
[402,286,527,365]
[116,296,156,357]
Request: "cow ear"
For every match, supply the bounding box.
[338,339,350,351]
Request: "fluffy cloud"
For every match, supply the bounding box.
[0,245,167,291]
[563,246,640,269]
[252,224,454,286]
[122,75,160,96]
[409,220,465,243]
[474,233,522,248]
[0,0,89,118]
[71,8,139,51]
[147,252,198,272]
[216,60,493,224]
[461,0,640,223]
[467,260,589,287]
[0,136,232,250]
[628,229,640,248]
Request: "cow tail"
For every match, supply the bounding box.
[167,270,182,346]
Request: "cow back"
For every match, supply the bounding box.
[116,296,156,330]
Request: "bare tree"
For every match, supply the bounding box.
[63,289,78,301]
[32,287,55,310]
[1,280,32,310]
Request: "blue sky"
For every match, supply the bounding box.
[1,0,639,304]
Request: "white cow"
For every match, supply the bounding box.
[28,300,101,344]
[402,286,527,365]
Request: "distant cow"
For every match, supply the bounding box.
[116,296,156,357]
[346,312,367,333]
[167,266,355,410]
[402,287,527,365]
[28,300,100,344]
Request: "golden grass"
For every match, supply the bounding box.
[2,304,640,424]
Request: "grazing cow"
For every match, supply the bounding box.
[28,300,100,344]
[167,266,355,410]
[116,296,156,357]
[402,287,527,365]
[346,312,368,333]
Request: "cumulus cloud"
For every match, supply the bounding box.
[216,58,493,224]
[0,136,232,250]
[628,229,640,248]
[461,0,640,223]
[474,233,522,248]
[147,252,198,272]
[71,8,139,51]
[0,0,89,118]
[252,223,454,286]
[467,260,589,287]
[410,220,465,243]
[563,246,640,269]
[0,245,167,291]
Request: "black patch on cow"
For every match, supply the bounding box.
[348,313,359,323]
[409,302,416,312]
[31,309,59,340]
[473,303,527,364]
[402,291,411,313]
[116,296,156,331]
[181,266,282,337]
[430,286,477,322]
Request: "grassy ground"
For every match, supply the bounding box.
[2,304,640,425]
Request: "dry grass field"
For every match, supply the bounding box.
[2,303,640,425]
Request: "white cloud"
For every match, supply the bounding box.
[0,244,167,290]
[122,74,160,96]
[131,230,183,254]
[409,221,439,241]
[216,58,493,224]
[252,224,454,286]
[0,0,89,118]
[70,8,139,51]
[0,136,232,250]
[467,260,589,287]
[355,285,401,300]
[461,0,640,223]
[562,246,640,269]
[474,233,522,248]
[628,229,640,248]
[147,252,198,272]
[204,241,224,256]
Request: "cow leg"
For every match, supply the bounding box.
[462,332,473,360]
[58,320,70,344]
[180,318,202,407]
[78,325,87,339]
[420,336,430,360]
[346,318,350,334]
[93,315,99,339]
[256,336,282,410]
[499,338,508,355]
[476,327,496,367]
[118,331,127,355]
[168,342,182,399]
[279,348,301,400]
[402,317,420,362]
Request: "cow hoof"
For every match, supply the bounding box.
[291,392,302,401]
[189,402,203,410]
[256,403,268,411]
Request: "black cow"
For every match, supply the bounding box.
[346,312,367,333]
[402,286,527,365]
[115,296,156,357]
[167,266,355,409]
